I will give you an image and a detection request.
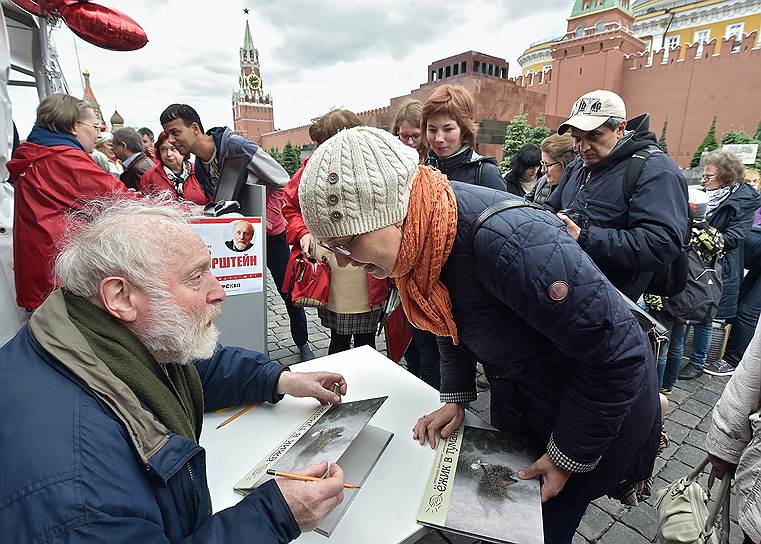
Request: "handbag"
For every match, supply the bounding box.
[618,289,669,360]
[283,253,331,309]
[655,457,732,544]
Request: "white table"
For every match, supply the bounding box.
[201,345,488,544]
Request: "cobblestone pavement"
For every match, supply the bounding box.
[264,277,737,544]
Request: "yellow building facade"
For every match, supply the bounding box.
[519,0,761,74]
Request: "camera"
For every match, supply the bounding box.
[559,208,584,226]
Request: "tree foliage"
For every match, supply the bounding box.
[282,142,302,177]
[690,116,718,168]
[754,119,761,142]
[500,110,532,173]
[720,129,761,171]
[658,117,669,155]
[526,114,552,147]
[268,147,284,166]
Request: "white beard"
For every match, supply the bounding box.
[136,293,221,365]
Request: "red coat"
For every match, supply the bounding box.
[8,142,132,309]
[283,160,389,306]
[139,163,210,205]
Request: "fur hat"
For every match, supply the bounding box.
[299,126,419,239]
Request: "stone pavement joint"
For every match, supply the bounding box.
[261,276,734,543]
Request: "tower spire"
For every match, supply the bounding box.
[243,9,253,50]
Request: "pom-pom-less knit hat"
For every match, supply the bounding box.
[299,126,419,239]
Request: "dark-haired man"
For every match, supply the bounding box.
[113,127,156,191]
[137,126,159,164]
[160,104,314,362]
[547,90,689,301]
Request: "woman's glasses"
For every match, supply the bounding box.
[540,160,559,169]
[317,235,357,256]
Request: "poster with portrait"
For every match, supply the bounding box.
[190,217,264,296]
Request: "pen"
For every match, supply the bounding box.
[216,402,260,429]
[266,468,361,489]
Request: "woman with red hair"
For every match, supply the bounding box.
[139,131,209,205]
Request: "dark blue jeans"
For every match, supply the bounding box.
[724,230,761,366]
[655,314,687,389]
[404,327,440,390]
[266,232,308,347]
[688,323,713,368]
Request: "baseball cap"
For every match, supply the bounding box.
[558,90,626,134]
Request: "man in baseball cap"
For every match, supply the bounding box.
[547,89,689,302]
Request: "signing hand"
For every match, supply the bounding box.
[276,371,347,405]
[412,403,465,449]
[299,233,315,259]
[557,213,580,241]
[276,461,345,531]
[708,453,737,480]
[518,453,571,503]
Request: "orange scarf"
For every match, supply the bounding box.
[391,165,459,343]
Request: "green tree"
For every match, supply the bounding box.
[720,130,761,171]
[500,110,531,173]
[282,142,302,176]
[268,147,284,167]
[658,117,669,155]
[690,116,718,168]
[526,114,552,147]
[754,119,761,142]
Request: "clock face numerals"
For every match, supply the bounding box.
[246,73,261,90]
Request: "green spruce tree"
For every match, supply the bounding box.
[282,142,302,177]
[658,117,669,155]
[690,116,718,168]
[500,109,531,173]
[268,147,284,167]
[754,119,761,142]
[526,114,552,147]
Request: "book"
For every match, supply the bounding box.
[235,396,391,536]
[417,424,543,544]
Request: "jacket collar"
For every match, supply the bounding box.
[26,125,85,152]
[28,289,170,465]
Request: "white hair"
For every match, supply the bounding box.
[55,194,192,300]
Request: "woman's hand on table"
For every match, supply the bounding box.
[412,402,464,449]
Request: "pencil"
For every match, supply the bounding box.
[266,468,361,489]
[216,402,260,429]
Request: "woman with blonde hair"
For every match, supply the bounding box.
[422,84,504,190]
[282,109,389,354]
[392,100,425,161]
[526,133,576,206]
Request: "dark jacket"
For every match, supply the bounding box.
[546,114,689,300]
[503,172,537,198]
[425,147,505,191]
[120,152,156,190]
[0,290,300,543]
[708,182,761,319]
[525,174,554,206]
[196,127,289,236]
[438,181,660,495]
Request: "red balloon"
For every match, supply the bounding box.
[59,2,148,51]
[11,0,71,15]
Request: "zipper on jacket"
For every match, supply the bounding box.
[186,463,200,516]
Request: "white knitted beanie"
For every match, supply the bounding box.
[299,126,419,239]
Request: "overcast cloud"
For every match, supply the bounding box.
[8,0,570,138]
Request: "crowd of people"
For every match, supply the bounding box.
[1,84,761,544]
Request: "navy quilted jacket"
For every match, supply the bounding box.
[439,182,660,484]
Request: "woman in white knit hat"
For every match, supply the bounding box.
[297,126,662,544]
[94,131,124,176]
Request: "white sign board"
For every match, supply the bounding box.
[190,217,263,296]
[722,143,758,165]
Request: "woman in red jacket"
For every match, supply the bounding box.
[7,93,131,310]
[139,131,209,205]
[283,110,389,353]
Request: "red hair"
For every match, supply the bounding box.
[420,85,477,149]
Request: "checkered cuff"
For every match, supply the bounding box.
[440,391,477,404]
[547,434,600,473]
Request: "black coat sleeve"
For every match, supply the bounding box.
[436,336,478,404]
[473,209,653,470]
[478,162,507,191]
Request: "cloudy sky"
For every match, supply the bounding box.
[9,0,571,138]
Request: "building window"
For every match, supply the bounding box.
[725,23,744,51]
[663,35,679,62]
[445,65,451,77]
[488,64,494,76]
[693,29,710,57]
[461,61,467,73]
[431,71,436,81]
[538,71,543,84]
[453,63,459,76]
[438,67,443,80]
[575,25,585,38]
[474,61,480,72]
[595,21,605,33]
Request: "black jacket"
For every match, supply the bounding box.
[438,181,660,494]
[120,152,155,191]
[425,147,505,191]
[708,182,761,319]
[547,114,689,300]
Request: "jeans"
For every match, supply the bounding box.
[404,327,441,390]
[687,323,713,368]
[724,231,761,366]
[266,232,308,347]
[328,332,375,354]
[656,316,687,389]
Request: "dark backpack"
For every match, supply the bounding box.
[624,145,689,297]
[662,242,723,324]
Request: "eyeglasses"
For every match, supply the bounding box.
[399,132,422,143]
[540,160,560,169]
[702,173,717,181]
[317,235,357,256]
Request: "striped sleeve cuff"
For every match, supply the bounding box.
[547,434,600,473]
[440,391,477,404]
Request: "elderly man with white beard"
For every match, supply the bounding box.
[0,197,347,543]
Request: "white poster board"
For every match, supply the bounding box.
[722,143,758,165]
[190,216,263,296]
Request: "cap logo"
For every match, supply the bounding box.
[572,97,603,116]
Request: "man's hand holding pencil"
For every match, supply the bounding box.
[275,461,346,531]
